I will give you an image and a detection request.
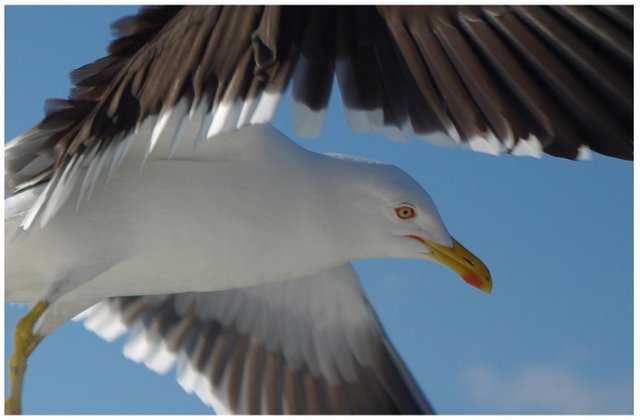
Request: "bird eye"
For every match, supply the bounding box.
[395,205,416,220]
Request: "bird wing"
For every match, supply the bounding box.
[76,264,434,414]
[6,6,633,227]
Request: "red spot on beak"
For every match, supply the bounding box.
[462,271,482,289]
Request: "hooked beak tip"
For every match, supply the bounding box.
[462,271,492,294]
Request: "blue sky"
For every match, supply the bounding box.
[4,6,633,414]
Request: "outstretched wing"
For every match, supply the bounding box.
[77,264,433,414]
[6,6,633,228]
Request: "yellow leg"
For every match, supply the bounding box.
[5,300,48,415]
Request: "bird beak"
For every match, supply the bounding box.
[405,235,492,293]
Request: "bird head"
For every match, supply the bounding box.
[339,158,492,294]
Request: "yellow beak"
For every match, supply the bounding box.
[406,235,492,293]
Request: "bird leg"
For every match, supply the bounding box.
[5,300,48,415]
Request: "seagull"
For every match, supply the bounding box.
[5,5,632,415]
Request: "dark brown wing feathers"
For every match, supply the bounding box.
[6,6,633,196]
[99,294,432,414]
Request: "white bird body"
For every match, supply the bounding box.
[6,124,451,335]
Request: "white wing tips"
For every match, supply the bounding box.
[291,101,326,139]
[123,324,175,375]
[149,108,174,155]
[577,145,592,161]
[75,300,128,342]
[249,91,282,126]
[511,135,545,158]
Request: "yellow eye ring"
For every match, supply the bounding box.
[395,205,416,220]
